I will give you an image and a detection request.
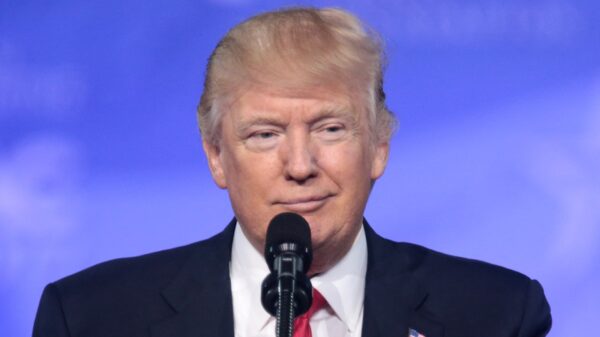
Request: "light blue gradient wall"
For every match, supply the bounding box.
[1,0,599,336]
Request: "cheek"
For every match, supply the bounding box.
[224,149,281,197]
[321,142,373,178]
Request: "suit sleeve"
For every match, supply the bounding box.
[32,283,72,337]
[516,279,552,337]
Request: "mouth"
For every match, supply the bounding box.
[275,195,332,213]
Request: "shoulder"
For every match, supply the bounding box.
[49,223,233,311]
[403,242,534,290]
[54,239,200,295]
[34,224,235,337]
[364,222,551,335]
[367,227,534,289]
[390,241,552,336]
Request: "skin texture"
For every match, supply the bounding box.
[203,87,389,275]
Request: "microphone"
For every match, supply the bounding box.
[261,212,313,337]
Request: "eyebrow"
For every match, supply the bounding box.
[309,106,356,123]
[235,103,358,134]
[235,116,286,135]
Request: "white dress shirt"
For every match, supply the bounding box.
[230,222,367,337]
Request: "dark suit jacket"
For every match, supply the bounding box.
[33,220,551,337]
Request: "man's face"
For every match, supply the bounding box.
[203,86,388,274]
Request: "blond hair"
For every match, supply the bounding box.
[197,7,396,145]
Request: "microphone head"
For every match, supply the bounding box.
[266,212,311,248]
[264,212,312,272]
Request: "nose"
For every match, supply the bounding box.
[282,130,318,183]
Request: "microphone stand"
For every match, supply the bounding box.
[275,255,297,337]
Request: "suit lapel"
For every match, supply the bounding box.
[150,221,236,337]
[362,222,444,337]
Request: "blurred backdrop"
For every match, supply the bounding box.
[1,0,599,336]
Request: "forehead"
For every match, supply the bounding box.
[227,85,363,118]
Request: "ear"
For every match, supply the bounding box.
[202,140,228,189]
[370,141,389,180]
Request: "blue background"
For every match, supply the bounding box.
[1,0,599,336]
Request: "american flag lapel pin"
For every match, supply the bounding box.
[408,328,426,337]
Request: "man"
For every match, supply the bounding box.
[33,7,551,337]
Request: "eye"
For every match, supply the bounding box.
[245,129,280,151]
[253,131,276,139]
[317,123,347,141]
[324,125,343,133]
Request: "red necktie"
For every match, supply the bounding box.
[293,289,327,337]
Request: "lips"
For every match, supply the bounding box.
[275,195,332,213]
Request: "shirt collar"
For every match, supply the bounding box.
[311,226,367,333]
[230,222,367,334]
[230,223,272,333]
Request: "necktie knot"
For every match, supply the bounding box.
[305,288,327,317]
[293,289,327,337]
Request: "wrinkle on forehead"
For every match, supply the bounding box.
[236,83,361,110]
[231,89,361,124]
